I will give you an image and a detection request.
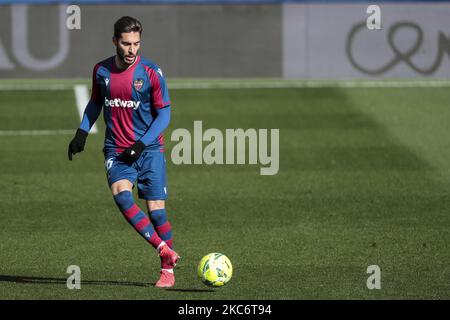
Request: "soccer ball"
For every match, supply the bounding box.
[197,253,233,287]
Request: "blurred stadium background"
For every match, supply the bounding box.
[0,0,449,299]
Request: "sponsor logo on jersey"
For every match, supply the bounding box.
[104,78,110,86]
[133,79,144,91]
[104,97,141,110]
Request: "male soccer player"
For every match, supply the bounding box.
[68,16,179,288]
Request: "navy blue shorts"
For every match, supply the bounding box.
[104,150,167,200]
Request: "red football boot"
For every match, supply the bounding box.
[159,244,180,269]
[155,269,175,288]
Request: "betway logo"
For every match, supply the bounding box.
[104,97,140,110]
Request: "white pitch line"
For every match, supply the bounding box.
[0,84,96,137]
[0,129,75,136]
[0,84,75,90]
[74,84,97,134]
[1,80,449,136]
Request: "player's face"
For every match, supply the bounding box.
[114,31,141,67]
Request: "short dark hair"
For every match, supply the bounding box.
[113,16,142,39]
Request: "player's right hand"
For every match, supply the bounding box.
[68,128,88,160]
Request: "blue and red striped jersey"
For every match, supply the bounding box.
[82,55,171,153]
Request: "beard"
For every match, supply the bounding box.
[116,46,137,67]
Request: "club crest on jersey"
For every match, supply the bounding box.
[133,79,144,91]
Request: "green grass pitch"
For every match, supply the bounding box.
[0,80,449,299]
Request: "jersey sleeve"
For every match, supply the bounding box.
[79,64,103,133]
[90,64,102,106]
[139,106,171,146]
[149,67,171,109]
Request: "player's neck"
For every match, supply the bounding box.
[114,55,138,71]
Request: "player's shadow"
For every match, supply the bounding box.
[0,274,149,288]
[165,288,215,293]
[0,274,216,292]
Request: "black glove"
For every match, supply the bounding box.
[68,128,88,161]
[119,140,146,164]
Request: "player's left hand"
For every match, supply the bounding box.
[68,128,88,161]
[119,140,146,164]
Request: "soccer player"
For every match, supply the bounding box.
[67,16,179,288]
